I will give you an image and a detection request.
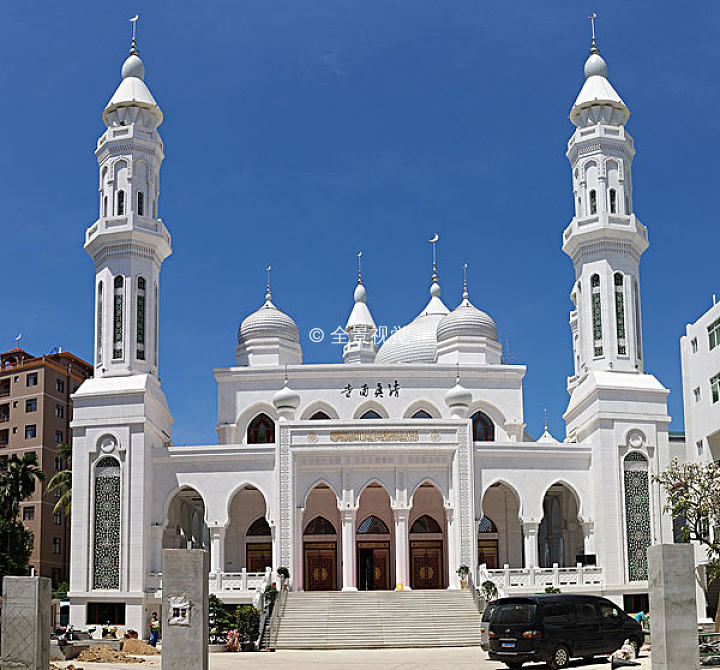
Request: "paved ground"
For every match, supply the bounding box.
[54,647,652,669]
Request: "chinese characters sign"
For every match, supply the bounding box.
[341,381,400,398]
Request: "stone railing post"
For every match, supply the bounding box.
[503,563,510,588]
[552,563,560,587]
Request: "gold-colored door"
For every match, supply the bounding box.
[304,542,337,591]
[410,540,443,589]
[246,542,272,573]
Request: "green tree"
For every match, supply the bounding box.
[0,452,45,581]
[653,458,720,630]
[47,442,72,517]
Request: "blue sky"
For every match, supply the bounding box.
[2,1,718,445]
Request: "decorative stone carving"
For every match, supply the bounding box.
[626,428,645,449]
[167,595,192,626]
[98,434,118,453]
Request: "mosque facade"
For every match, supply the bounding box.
[68,29,687,635]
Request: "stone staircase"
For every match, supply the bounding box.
[273,590,483,649]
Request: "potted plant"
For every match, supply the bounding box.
[456,564,470,589]
[480,580,498,601]
[276,566,290,591]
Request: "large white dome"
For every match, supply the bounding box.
[238,299,299,344]
[437,298,498,343]
[375,283,449,365]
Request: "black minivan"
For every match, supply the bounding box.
[487,594,643,669]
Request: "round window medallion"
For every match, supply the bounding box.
[627,429,645,449]
[430,432,441,443]
[98,434,118,453]
[307,433,318,444]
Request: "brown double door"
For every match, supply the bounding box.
[357,541,390,590]
[246,543,272,573]
[304,542,337,591]
[478,539,499,569]
[410,540,444,589]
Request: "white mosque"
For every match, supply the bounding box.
[67,26,688,636]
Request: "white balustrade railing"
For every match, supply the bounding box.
[481,563,603,592]
[147,568,273,595]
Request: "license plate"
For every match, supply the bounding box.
[502,642,515,648]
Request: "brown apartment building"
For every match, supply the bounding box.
[0,347,92,586]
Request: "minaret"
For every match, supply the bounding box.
[343,252,377,364]
[562,27,647,393]
[85,28,171,377]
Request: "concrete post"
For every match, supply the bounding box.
[445,507,458,589]
[1,576,51,670]
[340,508,357,591]
[647,544,700,670]
[161,549,209,670]
[522,521,539,568]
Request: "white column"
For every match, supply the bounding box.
[445,507,458,589]
[294,506,304,591]
[582,520,596,555]
[209,526,226,574]
[522,521,540,568]
[150,524,163,574]
[393,507,411,589]
[340,508,357,591]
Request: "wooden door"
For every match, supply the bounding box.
[357,541,390,590]
[304,542,337,591]
[246,543,272,573]
[478,539,499,569]
[410,540,443,589]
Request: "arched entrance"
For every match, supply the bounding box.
[481,482,522,567]
[163,487,208,550]
[225,485,271,572]
[302,484,340,591]
[538,483,584,567]
[409,483,446,589]
[477,515,499,569]
[356,483,393,590]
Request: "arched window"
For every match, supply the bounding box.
[589,189,597,215]
[137,191,145,216]
[117,190,125,216]
[478,515,498,533]
[633,278,642,360]
[113,276,124,360]
[609,188,617,214]
[624,452,651,581]
[410,514,442,534]
[246,516,271,537]
[614,273,626,355]
[103,195,108,217]
[136,276,146,361]
[93,457,121,589]
[357,515,390,534]
[577,197,582,216]
[360,410,381,419]
[412,410,432,419]
[309,411,330,420]
[471,411,494,442]
[247,414,275,444]
[591,274,603,357]
[304,516,336,535]
[96,282,103,365]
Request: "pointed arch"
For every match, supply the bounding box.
[539,479,584,522]
[236,402,278,444]
[300,401,339,420]
[467,400,505,436]
[402,400,441,419]
[301,478,341,507]
[471,410,494,442]
[410,514,443,534]
[304,515,337,535]
[247,413,275,444]
[409,477,448,506]
[357,515,390,534]
[481,479,523,521]
[356,477,394,500]
[161,485,209,531]
[352,401,389,420]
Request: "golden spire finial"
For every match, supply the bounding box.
[463,263,469,300]
[265,265,272,302]
[587,12,599,54]
[129,14,140,56]
[357,251,363,285]
[428,233,439,283]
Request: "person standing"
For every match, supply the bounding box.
[149,612,160,647]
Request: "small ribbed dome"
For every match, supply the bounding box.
[437,297,498,343]
[273,381,300,410]
[375,282,449,365]
[238,299,299,344]
[584,53,607,78]
[121,54,145,80]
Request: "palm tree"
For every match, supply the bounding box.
[47,442,72,517]
[0,452,45,521]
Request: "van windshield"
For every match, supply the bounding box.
[494,603,536,624]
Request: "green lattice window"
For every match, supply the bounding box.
[96,282,103,364]
[591,274,603,357]
[113,276,124,359]
[136,276,146,361]
[93,457,121,589]
[615,273,626,355]
[624,452,650,581]
[711,373,720,404]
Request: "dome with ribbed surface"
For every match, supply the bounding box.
[238,299,299,344]
[437,297,498,343]
[375,282,449,365]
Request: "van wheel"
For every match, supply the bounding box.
[549,644,570,669]
[629,638,641,657]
